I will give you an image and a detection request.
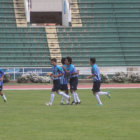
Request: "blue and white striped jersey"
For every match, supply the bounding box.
[66,64,78,79]
[0,69,4,86]
[52,65,64,80]
[91,64,101,82]
[60,64,68,85]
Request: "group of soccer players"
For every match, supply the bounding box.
[0,57,111,106]
[46,57,81,106]
[46,57,111,106]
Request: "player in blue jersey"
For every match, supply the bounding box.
[0,69,7,102]
[87,58,110,106]
[46,58,70,106]
[60,58,69,105]
[65,57,81,105]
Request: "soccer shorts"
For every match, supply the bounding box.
[52,79,61,92]
[60,84,68,91]
[70,77,78,90]
[92,81,101,92]
[0,85,3,91]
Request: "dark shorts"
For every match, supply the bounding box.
[92,81,101,92]
[0,85,3,91]
[70,77,78,90]
[60,84,68,91]
[52,79,61,92]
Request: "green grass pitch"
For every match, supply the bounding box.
[0,89,140,140]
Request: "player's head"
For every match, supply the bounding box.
[61,57,66,65]
[90,57,96,65]
[51,58,57,66]
[65,57,72,65]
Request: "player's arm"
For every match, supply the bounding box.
[86,74,94,79]
[64,66,78,76]
[53,73,63,78]
[53,67,64,78]
[72,70,80,75]
[62,66,71,76]
[62,66,68,73]
[66,66,75,76]
[86,67,95,79]
[46,72,53,76]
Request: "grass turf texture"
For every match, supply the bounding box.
[0,89,140,140]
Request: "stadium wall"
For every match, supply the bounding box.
[2,66,140,80]
[31,0,62,12]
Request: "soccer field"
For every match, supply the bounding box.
[0,89,140,140]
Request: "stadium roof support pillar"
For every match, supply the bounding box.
[24,0,30,23]
[62,0,71,27]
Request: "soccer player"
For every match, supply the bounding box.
[87,58,110,106]
[0,69,7,102]
[46,58,70,106]
[60,57,69,105]
[65,57,81,105]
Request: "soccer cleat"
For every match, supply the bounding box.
[45,102,52,106]
[66,96,71,105]
[98,104,103,106]
[71,101,76,105]
[107,91,111,99]
[76,101,81,105]
[4,99,7,102]
[3,97,7,102]
[60,102,64,105]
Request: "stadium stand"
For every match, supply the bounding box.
[57,0,140,66]
[0,0,140,68]
[0,0,51,67]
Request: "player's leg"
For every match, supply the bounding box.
[70,89,77,104]
[60,96,65,104]
[98,91,108,95]
[61,85,69,105]
[0,86,7,102]
[60,85,65,104]
[64,85,70,104]
[95,82,111,98]
[56,80,70,101]
[46,90,55,106]
[75,91,81,104]
[93,92,102,106]
[46,80,56,106]
[98,91,111,99]
[70,78,77,104]
[49,91,55,105]
[92,81,102,105]
[60,85,69,105]
[57,90,70,101]
[73,77,81,104]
